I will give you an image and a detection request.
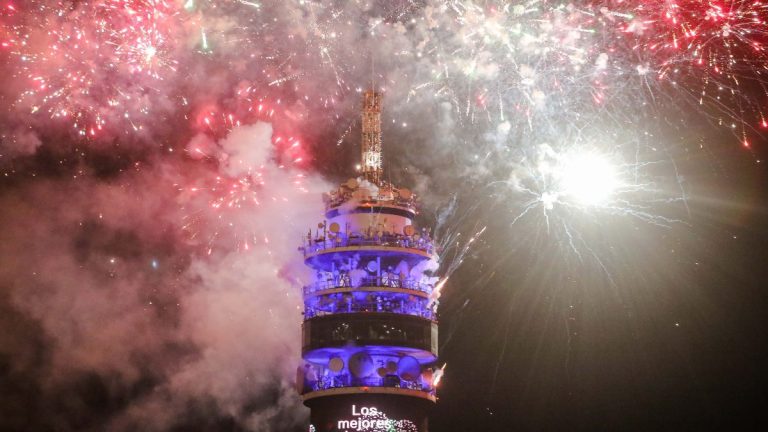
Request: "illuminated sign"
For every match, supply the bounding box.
[332,405,418,432]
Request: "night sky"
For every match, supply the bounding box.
[2,1,768,431]
[431,135,768,431]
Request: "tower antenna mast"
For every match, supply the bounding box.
[361,84,382,185]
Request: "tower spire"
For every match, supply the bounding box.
[361,89,382,185]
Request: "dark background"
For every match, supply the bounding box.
[427,139,768,431]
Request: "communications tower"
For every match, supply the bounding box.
[298,90,440,432]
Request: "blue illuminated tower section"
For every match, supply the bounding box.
[299,90,439,432]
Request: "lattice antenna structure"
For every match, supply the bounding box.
[361,90,382,185]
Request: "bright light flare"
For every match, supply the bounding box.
[432,363,446,387]
[506,139,681,239]
[531,147,622,210]
[558,152,620,206]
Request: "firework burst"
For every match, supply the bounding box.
[2,0,180,138]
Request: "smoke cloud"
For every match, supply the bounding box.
[0,123,330,431]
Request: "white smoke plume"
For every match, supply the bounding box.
[0,123,331,431]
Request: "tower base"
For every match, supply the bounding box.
[306,393,432,432]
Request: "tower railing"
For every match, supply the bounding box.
[302,372,436,396]
[325,192,416,211]
[301,233,435,257]
[303,276,433,296]
[303,298,435,321]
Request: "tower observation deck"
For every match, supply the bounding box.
[298,90,440,432]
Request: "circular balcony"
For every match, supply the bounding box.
[301,234,434,268]
[304,293,435,321]
[325,203,417,220]
[301,375,436,403]
[303,276,432,298]
[324,187,417,216]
